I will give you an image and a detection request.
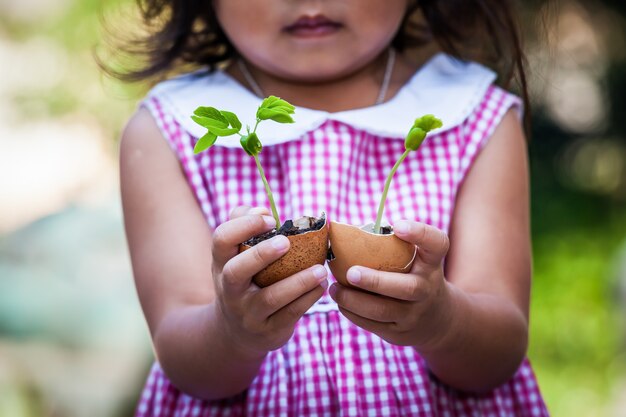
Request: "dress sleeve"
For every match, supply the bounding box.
[140,96,218,228]
[455,85,523,185]
[141,95,189,160]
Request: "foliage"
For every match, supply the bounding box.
[529,225,626,416]
[191,96,296,228]
[374,115,442,233]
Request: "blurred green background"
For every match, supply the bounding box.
[0,0,625,416]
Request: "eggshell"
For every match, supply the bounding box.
[328,221,416,287]
[239,215,328,288]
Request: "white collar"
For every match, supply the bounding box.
[148,53,496,147]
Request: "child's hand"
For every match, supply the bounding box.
[211,206,328,358]
[329,220,453,350]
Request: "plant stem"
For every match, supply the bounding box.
[373,149,411,234]
[253,154,281,229]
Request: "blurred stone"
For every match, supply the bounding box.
[0,339,149,417]
[0,198,146,348]
[0,197,152,416]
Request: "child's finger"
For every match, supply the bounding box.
[338,306,390,338]
[269,283,327,328]
[252,265,328,317]
[229,205,269,219]
[343,266,429,302]
[329,283,400,323]
[220,235,290,294]
[393,220,449,266]
[212,214,277,267]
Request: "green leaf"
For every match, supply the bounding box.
[193,107,228,126]
[240,133,263,156]
[191,115,228,130]
[405,127,427,151]
[206,126,240,137]
[404,115,442,151]
[257,108,295,124]
[268,106,295,116]
[192,116,239,136]
[259,96,280,109]
[220,110,242,131]
[412,114,443,133]
[268,98,295,112]
[193,132,217,154]
[257,96,295,120]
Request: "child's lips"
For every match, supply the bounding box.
[284,15,342,38]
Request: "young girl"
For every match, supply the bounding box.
[113,0,549,415]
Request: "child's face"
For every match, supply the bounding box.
[214,0,409,82]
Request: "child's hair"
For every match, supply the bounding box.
[101,0,530,116]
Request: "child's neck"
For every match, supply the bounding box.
[227,52,420,113]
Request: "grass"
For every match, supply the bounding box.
[529,216,626,415]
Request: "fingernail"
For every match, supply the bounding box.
[313,265,327,280]
[271,235,289,250]
[320,279,329,290]
[313,265,327,279]
[250,207,267,215]
[347,268,361,284]
[263,216,276,228]
[394,221,409,234]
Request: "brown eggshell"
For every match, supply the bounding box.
[239,215,328,288]
[328,221,416,287]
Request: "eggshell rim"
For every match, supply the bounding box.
[241,212,328,249]
[328,220,417,270]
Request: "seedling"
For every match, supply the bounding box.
[191,96,295,229]
[372,115,443,234]
[190,96,328,287]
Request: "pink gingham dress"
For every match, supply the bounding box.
[136,54,549,417]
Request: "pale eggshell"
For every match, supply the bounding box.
[328,221,416,287]
[239,215,328,288]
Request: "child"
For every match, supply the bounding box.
[113,0,549,416]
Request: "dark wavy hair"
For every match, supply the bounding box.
[100,0,530,118]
